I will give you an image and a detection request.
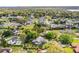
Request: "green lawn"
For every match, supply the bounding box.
[5,36,13,41]
[72,39,79,43]
[64,47,74,53]
[10,46,24,53]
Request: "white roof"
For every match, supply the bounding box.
[32,36,48,45]
[7,36,22,45]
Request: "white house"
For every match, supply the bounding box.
[32,36,48,45]
[7,36,22,45]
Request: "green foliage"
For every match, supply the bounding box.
[59,34,74,44]
[0,31,3,36]
[20,25,34,34]
[45,31,57,40]
[33,22,45,33]
[54,19,60,24]
[0,38,8,47]
[25,31,39,42]
[0,8,79,53]
[72,39,79,43]
[23,43,38,53]
[64,47,74,53]
[26,31,38,39]
[11,46,24,53]
[19,32,26,42]
[2,30,13,37]
[42,41,65,53]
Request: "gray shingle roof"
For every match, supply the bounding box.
[32,36,48,45]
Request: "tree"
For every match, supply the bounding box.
[42,41,65,53]
[54,19,60,24]
[20,25,34,34]
[0,31,3,36]
[59,34,74,44]
[25,31,39,43]
[19,32,26,42]
[33,22,46,33]
[2,30,13,37]
[0,37,8,47]
[16,17,27,24]
[45,31,57,40]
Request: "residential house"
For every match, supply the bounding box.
[32,36,48,46]
[51,24,65,29]
[0,48,12,53]
[39,16,45,24]
[12,29,20,36]
[7,36,22,45]
[25,14,34,25]
[3,22,22,28]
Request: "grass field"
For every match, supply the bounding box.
[72,39,79,43]
[10,46,24,53]
[64,47,74,53]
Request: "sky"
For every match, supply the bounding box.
[0,0,79,6]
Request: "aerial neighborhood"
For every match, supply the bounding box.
[0,7,79,53]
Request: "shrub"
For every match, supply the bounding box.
[0,38,8,47]
[2,30,13,37]
[33,22,45,33]
[25,31,39,43]
[19,33,26,42]
[45,31,57,40]
[42,41,65,53]
[59,34,74,44]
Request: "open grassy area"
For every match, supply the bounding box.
[72,39,79,43]
[10,46,24,53]
[64,47,74,53]
[5,36,13,41]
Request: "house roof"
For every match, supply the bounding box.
[32,36,48,45]
[51,24,65,28]
[71,43,79,53]
[0,48,12,53]
[7,36,22,45]
[74,46,79,53]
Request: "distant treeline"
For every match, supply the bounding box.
[0,8,79,18]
